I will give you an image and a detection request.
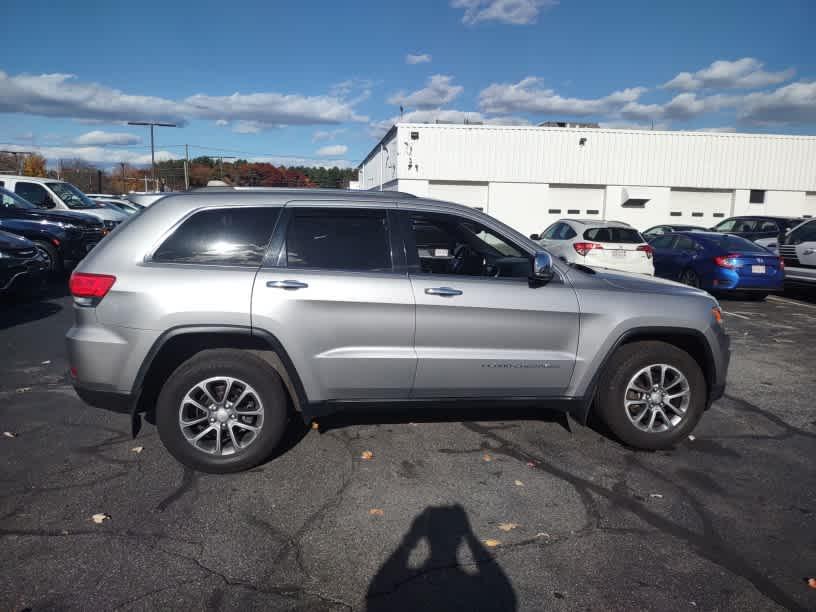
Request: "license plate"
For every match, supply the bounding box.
[613,249,626,258]
[751,265,766,274]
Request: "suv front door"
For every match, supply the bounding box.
[398,210,579,398]
[252,204,416,402]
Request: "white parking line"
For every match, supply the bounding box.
[768,296,816,310]
[723,311,750,320]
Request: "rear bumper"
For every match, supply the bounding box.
[72,382,134,414]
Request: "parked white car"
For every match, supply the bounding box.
[778,218,816,285]
[532,219,655,275]
[0,175,127,229]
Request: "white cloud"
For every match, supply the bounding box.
[621,92,737,121]
[406,53,432,65]
[738,81,816,125]
[74,130,141,146]
[388,75,463,110]
[215,119,229,126]
[367,109,529,139]
[663,58,795,91]
[695,127,737,133]
[0,70,367,128]
[316,144,349,157]
[479,76,647,116]
[598,120,671,131]
[451,0,557,25]
[312,128,346,142]
[0,142,177,166]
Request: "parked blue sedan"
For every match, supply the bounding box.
[648,231,784,300]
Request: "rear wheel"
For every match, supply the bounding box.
[679,268,700,288]
[156,349,289,473]
[595,341,706,450]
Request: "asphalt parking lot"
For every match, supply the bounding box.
[1,283,815,611]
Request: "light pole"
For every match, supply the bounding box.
[127,121,177,190]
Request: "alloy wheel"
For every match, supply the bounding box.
[624,364,691,433]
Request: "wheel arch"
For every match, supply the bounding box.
[133,326,308,420]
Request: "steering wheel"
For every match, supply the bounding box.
[451,243,482,275]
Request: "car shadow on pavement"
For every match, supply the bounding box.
[365,504,517,612]
[316,405,573,434]
[0,298,62,330]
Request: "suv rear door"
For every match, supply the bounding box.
[251,202,416,402]
[397,209,579,398]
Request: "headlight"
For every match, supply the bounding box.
[0,250,8,259]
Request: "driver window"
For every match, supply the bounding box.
[540,223,559,240]
[405,212,528,278]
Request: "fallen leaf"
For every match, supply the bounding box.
[15,387,31,394]
[688,435,696,441]
[498,522,519,532]
[131,446,144,454]
[807,577,816,589]
[3,431,18,438]
[535,532,550,538]
[311,421,319,430]
[483,539,501,548]
[368,508,384,516]
[361,450,374,460]
[649,493,664,499]
[514,480,524,487]
[60,529,69,535]
[41,360,51,365]
[526,461,536,468]
[482,453,492,462]
[91,513,111,524]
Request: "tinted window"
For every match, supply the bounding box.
[714,219,737,231]
[558,224,577,239]
[406,212,527,278]
[583,227,644,244]
[47,182,98,210]
[540,223,559,240]
[286,208,391,271]
[703,235,767,253]
[732,219,757,232]
[650,235,674,248]
[153,207,280,265]
[787,221,816,244]
[14,182,50,206]
[757,220,779,232]
[674,236,698,250]
[0,188,37,209]
[644,226,667,236]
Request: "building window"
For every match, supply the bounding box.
[670,211,682,217]
[586,209,599,215]
[713,212,725,218]
[621,198,648,208]
[548,209,561,214]
[691,212,703,217]
[567,209,579,214]
[749,190,765,204]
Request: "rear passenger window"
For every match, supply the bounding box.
[674,236,697,250]
[153,207,280,265]
[583,227,643,244]
[285,208,391,272]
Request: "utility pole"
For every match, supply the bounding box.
[184,144,190,190]
[127,121,178,190]
[120,163,126,194]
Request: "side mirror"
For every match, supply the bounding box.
[529,251,554,287]
[529,233,540,241]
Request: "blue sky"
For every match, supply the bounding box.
[2,0,814,169]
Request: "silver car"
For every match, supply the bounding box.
[66,189,730,473]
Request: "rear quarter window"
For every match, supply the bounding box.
[152,207,281,265]
[583,227,644,244]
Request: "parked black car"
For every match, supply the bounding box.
[0,187,108,272]
[643,224,708,239]
[710,216,804,242]
[0,230,48,296]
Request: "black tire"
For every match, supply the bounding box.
[745,292,768,301]
[156,349,290,473]
[33,241,61,273]
[679,268,700,288]
[595,341,706,450]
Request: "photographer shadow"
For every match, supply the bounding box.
[366,504,517,612]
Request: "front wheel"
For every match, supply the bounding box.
[679,269,700,288]
[34,241,61,273]
[156,349,289,473]
[595,341,706,450]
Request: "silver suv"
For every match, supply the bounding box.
[66,189,730,473]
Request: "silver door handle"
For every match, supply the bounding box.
[425,286,462,297]
[266,280,308,290]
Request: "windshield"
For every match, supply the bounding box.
[0,187,38,210]
[47,182,99,210]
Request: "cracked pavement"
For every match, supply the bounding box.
[1,285,815,611]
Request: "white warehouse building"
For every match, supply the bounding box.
[354,123,816,235]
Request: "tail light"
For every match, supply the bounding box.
[714,253,740,269]
[637,244,654,259]
[779,258,784,270]
[573,242,603,256]
[69,272,116,299]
